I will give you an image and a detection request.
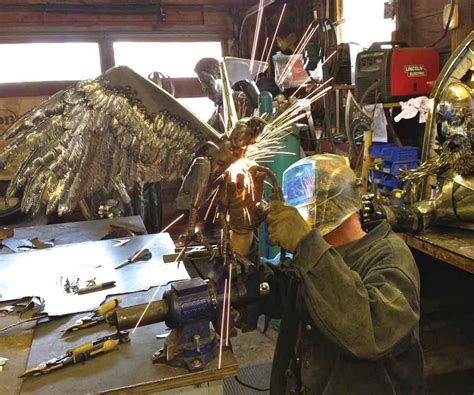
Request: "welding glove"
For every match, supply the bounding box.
[221,167,266,234]
[267,201,311,253]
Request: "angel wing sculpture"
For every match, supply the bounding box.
[0,66,264,223]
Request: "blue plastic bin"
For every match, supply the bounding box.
[381,146,418,163]
[382,160,419,176]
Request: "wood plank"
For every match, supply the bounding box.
[401,230,474,275]
[411,0,446,18]
[451,0,473,50]
[0,78,204,99]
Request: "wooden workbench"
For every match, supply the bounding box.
[400,227,474,274]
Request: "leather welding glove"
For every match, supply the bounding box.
[221,167,266,234]
[267,200,311,253]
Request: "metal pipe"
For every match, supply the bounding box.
[106,300,169,331]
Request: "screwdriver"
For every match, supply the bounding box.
[19,335,119,378]
[115,248,152,270]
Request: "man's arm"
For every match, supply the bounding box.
[294,229,420,360]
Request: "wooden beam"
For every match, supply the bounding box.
[0,78,204,99]
[99,40,115,72]
[395,0,413,44]
[451,0,473,50]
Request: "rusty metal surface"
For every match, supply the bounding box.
[402,227,474,274]
[0,233,188,315]
[14,287,237,395]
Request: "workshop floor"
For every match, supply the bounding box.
[223,318,278,394]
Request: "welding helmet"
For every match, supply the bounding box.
[282,154,362,235]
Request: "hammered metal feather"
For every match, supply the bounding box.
[0,67,215,216]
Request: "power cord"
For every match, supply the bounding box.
[430,0,455,47]
[234,376,270,392]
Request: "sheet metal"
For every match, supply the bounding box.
[0,233,188,315]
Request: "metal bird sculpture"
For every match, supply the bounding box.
[0,66,265,221]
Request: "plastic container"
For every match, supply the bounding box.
[273,52,308,90]
[370,143,397,159]
[382,160,418,176]
[380,146,418,163]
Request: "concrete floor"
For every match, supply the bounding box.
[230,320,278,368]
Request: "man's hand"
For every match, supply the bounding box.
[221,167,266,234]
[267,201,311,253]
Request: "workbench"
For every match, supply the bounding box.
[400,227,474,275]
[0,218,238,394]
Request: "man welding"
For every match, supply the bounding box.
[226,153,424,394]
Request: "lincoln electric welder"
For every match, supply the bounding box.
[355,41,440,102]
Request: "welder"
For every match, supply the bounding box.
[226,153,424,394]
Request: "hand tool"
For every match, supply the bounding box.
[62,298,122,333]
[19,331,129,378]
[75,281,116,295]
[115,248,152,269]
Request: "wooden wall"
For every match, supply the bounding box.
[396,0,473,62]
[0,0,252,38]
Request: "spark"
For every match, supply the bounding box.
[129,213,184,262]
[204,187,220,221]
[132,285,162,334]
[264,3,287,66]
[218,278,228,369]
[249,0,265,72]
[321,50,337,67]
[255,37,269,79]
[207,140,220,150]
[277,24,318,86]
[226,264,232,346]
[212,206,219,224]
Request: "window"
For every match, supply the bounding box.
[114,41,222,121]
[342,0,395,49]
[0,43,101,83]
[177,97,215,123]
[113,41,222,78]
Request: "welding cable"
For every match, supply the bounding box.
[430,0,455,48]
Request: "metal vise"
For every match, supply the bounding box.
[106,256,269,372]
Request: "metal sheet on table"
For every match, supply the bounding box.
[0,234,189,315]
[20,288,237,395]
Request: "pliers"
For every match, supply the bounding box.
[62,298,121,333]
[19,331,129,378]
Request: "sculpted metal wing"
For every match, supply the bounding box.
[0,66,222,216]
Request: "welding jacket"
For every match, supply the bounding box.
[261,220,424,395]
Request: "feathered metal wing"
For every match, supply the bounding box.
[0,66,222,215]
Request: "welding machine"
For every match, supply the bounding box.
[355,41,439,103]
